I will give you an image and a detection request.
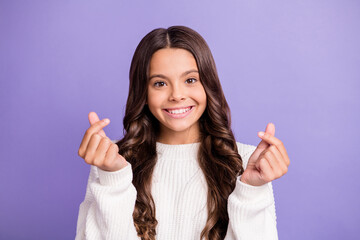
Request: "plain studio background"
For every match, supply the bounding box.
[1,0,359,239]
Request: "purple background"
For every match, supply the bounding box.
[1,0,359,239]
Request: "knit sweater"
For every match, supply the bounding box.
[75,141,278,240]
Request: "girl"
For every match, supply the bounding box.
[76,26,290,240]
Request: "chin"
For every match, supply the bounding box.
[165,124,192,132]
[163,121,198,133]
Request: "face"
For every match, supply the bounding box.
[147,48,207,143]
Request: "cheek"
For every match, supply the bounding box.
[147,89,165,111]
[195,86,207,107]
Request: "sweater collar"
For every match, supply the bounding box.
[156,141,200,161]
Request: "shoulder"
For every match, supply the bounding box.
[235,141,257,169]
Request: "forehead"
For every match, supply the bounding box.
[149,48,198,75]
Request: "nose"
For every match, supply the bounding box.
[169,84,186,102]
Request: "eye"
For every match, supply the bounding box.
[154,81,166,87]
[185,78,197,84]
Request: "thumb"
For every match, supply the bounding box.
[248,123,275,164]
[88,111,108,138]
[257,122,275,148]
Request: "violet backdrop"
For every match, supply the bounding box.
[1,0,359,239]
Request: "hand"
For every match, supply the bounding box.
[78,112,128,172]
[240,123,290,186]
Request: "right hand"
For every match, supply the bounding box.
[78,112,128,172]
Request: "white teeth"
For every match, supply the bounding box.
[167,107,192,114]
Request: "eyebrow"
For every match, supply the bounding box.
[149,69,199,81]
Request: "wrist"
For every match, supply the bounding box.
[240,175,268,187]
[97,161,132,186]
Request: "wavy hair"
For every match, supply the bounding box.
[116,25,243,240]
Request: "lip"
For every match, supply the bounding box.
[162,106,194,119]
[163,106,194,111]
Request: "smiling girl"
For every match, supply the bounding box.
[76,26,290,240]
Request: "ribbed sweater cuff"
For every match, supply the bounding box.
[234,178,272,203]
[97,161,132,186]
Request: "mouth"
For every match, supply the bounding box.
[164,106,193,114]
[162,106,194,119]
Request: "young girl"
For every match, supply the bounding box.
[76,26,290,240]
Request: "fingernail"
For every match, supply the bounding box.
[258,131,265,137]
[103,118,110,124]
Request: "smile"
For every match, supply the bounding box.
[162,106,194,119]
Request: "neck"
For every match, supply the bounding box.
[157,123,201,145]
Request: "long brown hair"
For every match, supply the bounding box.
[116,25,243,240]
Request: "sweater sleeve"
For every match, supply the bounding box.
[75,161,140,240]
[224,143,278,240]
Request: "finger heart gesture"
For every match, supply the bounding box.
[240,123,290,186]
[77,112,128,172]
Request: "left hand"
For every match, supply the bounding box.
[240,123,290,186]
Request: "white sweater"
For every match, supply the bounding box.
[75,141,278,240]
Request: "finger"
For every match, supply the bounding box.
[78,118,110,157]
[88,112,108,138]
[83,133,102,165]
[93,137,112,166]
[257,131,290,165]
[103,144,119,169]
[268,145,289,172]
[250,123,275,163]
[258,158,275,183]
[258,122,275,147]
[266,122,275,135]
[88,111,100,125]
[263,150,283,179]
[87,118,110,139]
